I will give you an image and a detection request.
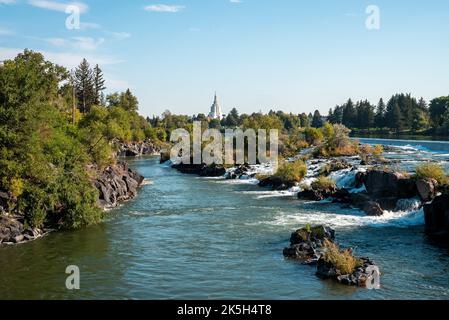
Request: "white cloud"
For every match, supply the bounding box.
[144,4,185,13]
[0,0,17,5]
[28,0,88,14]
[110,32,131,40]
[0,47,124,69]
[230,0,242,3]
[80,22,101,30]
[45,37,105,51]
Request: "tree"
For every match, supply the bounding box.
[74,59,95,113]
[311,110,323,128]
[391,103,404,132]
[93,64,106,105]
[225,108,240,127]
[375,98,386,128]
[342,99,356,128]
[429,96,449,130]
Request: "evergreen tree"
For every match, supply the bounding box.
[311,110,323,128]
[74,59,95,113]
[375,98,386,128]
[342,99,356,128]
[93,64,106,105]
[391,103,404,132]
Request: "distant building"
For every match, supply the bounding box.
[208,93,224,120]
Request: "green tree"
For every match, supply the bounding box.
[74,58,95,113]
[93,64,106,105]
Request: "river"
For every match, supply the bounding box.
[1,138,449,300]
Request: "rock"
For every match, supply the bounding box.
[160,151,171,164]
[424,194,449,241]
[199,164,227,177]
[362,201,384,216]
[416,178,438,202]
[93,162,145,209]
[12,235,24,243]
[363,169,417,199]
[283,225,335,264]
[298,189,326,201]
[116,140,161,158]
[259,176,296,191]
[331,189,351,204]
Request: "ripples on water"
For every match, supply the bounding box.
[1,139,449,300]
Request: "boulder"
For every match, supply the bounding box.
[416,178,438,202]
[93,162,145,209]
[363,169,417,199]
[259,176,296,191]
[424,194,449,241]
[283,225,335,264]
[362,201,384,216]
[160,151,171,164]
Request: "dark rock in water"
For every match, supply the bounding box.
[283,225,335,264]
[199,164,227,177]
[93,162,145,209]
[259,176,296,191]
[362,169,417,199]
[0,214,45,245]
[331,189,351,204]
[316,257,378,287]
[160,151,171,164]
[297,189,327,201]
[362,201,384,216]
[226,165,252,180]
[424,194,449,241]
[416,178,438,202]
[171,162,227,177]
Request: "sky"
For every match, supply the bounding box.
[1,0,449,118]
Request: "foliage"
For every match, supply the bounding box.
[311,176,336,191]
[274,160,307,183]
[415,163,448,185]
[322,239,362,275]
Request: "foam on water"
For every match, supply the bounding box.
[262,207,425,229]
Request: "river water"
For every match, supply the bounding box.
[1,138,449,300]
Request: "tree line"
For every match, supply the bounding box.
[326,94,449,135]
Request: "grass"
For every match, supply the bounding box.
[274,160,307,183]
[415,163,448,185]
[322,239,363,275]
[311,176,337,191]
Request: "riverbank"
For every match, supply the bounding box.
[0,161,145,246]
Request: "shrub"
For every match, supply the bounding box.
[415,163,448,185]
[304,127,323,145]
[322,239,362,275]
[274,160,307,183]
[311,176,336,191]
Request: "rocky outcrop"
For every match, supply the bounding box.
[284,225,380,287]
[283,225,335,264]
[424,194,449,242]
[316,256,378,287]
[0,214,46,245]
[116,140,161,157]
[416,178,438,202]
[360,169,417,199]
[171,163,227,177]
[225,165,253,180]
[93,162,145,209]
[258,176,296,191]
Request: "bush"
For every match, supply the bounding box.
[311,176,336,191]
[304,128,323,145]
[322,239,363,275]
[415,163,448,185]
[274,160,307,183]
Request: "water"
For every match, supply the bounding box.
[1,139,449,300]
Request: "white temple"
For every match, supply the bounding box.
[208,93,224,120]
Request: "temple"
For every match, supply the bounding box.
[208,93,224,120]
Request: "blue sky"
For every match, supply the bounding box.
[1,0,449,117]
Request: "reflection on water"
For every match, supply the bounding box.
[1,138,449,300]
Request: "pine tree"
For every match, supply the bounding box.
[311,110,323,128]
[93,64,106,106]
[375,98,386,128]
[342,99,356,128]
[74,59,95,113]
[392,103,404,133]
